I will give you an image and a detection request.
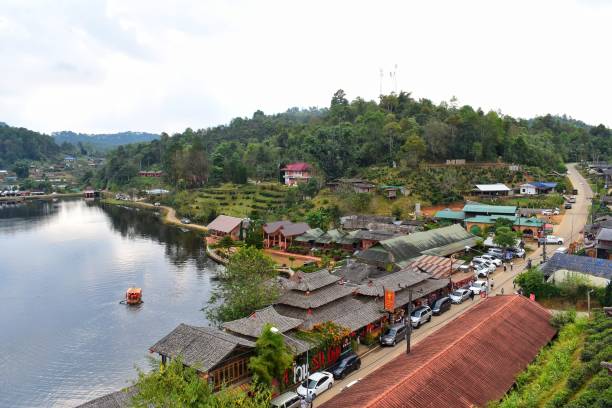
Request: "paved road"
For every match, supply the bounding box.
[316,163,593,406]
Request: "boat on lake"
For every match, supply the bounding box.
[124,287,142,305]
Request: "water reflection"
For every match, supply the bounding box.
[98,203,209,269]
[0,199,216,408]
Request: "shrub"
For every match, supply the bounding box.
[550,310,576,329]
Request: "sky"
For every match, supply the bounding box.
[0,0,611,134]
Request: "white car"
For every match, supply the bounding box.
[539,235,564,245]
[555,246,568,254]
[469,280,488,295]
[510,248,525,258]
[296,371,334,399]
[449,288,471,304]
[472,259,496,273]
[474,255,502,267]
[541,208,560,216]
[473,264,490,278]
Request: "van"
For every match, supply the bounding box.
[271,391,302,408]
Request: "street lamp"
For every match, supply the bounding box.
[270,326,310,380]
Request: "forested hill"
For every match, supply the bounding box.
[0,125,61,168]
[52,131,159,151]
[96,90,611,188]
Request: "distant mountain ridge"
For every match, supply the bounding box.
[52,131,160,150]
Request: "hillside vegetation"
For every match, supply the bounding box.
[490,311,611,408]
[95,90,612,196]
[53,130,159,152]
[0,125,61,167]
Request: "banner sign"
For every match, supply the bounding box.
[384,289,395,312]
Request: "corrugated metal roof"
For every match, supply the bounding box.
[434,209,466,220]
[462,204,517,215]
[321,296,556,408]
[474,183,511,192]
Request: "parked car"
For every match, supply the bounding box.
[510,248,525,258]
[431,297,452,316]
[329,352,361,379]
[410,306,432,328]
[555,246,568,254]
[180,218,191,224]
[476,254,502,266]
[380,323,407,347]
[564,203,572,209]
[450,288,471,304]
[296,371,334,399]
[473,264,490,278]
[154,202,161,207]
[469,280,488,295]
[541,208,560,216]
[487,248,504,259]
[457,264,472,273]
[472,259,496,273]
[539,235,564,245]
[271,391,302,408]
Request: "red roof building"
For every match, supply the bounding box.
[281,162,312,186]
[321,295,556,408]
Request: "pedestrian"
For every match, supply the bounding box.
[513,280,516,289]
[501,287,504,295]
[503,264,507,272]
[510,262,514,271]
[470,290,475,301]
[523,252,526,260]
[491,278,495,289]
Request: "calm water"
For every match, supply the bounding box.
[0,199,219,407]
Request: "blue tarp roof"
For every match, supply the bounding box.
[530,182,557,189]
[540,253,612,279]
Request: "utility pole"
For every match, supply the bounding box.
[406,287,412,355]
[587,289,594,318]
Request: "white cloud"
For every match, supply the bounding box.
[0,0,611,134]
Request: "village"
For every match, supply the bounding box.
[80,161,612,408]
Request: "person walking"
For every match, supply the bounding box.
[503,264,507,272]
[501,287,504,295]
[469,290,475,301]
[510,261,514,271]
[490,278,495,290]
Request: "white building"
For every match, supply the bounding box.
[520,183,537,195]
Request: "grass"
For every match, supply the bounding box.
[312,188,418,218]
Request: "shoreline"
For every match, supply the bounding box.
[99,197,209,233]
[0,192,83,201]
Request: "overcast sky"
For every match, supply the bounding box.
[0,0,610,134]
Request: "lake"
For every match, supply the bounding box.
[0,199,218,407]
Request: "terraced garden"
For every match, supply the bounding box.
[168,182,290,222]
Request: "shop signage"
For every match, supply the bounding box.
[384,289,395,311]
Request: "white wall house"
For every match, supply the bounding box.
[520,183,537,195]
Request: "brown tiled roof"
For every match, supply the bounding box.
[276,296,385,331]
[222,306,304,338]
[406,255,465,279]
[356,267,431,297]
[277,283,354,309]
[263,221,310,237]
[283,269,341,292]
[206,215,243,233]
[150,324,255,372]
[321,296,556,408]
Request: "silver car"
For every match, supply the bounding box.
[271,391,302,408]
[449,288,471,304]
[410,306,432,328]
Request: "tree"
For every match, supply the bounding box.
[248,324,294,390]
[131,357,271,408]
[305,208,331,230]
[206,246,278,323]
[12,160,29,178]
[493,226,517,256]
[401,134,426,166]
[245,220,264,249]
